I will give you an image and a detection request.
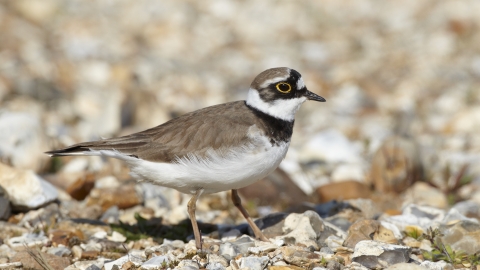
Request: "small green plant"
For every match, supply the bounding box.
[158,259,179,270]
[421,227,480,267]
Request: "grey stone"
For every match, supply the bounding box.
[207,253,228,267]
[0,195,11,220]
[219,242,239,260]
[325,235,344,251]
[100,205,119,224]
[0,244,16,260]
[47,246,72,257]
[206,261,227,270]
[163,239,185,249]
[451,200,480,220]
[177,259,200,270]
[237,256,269,269]
[419,260,454,270]
[352,240,411,269]
[443,208,479,224]
[230,235,255,254]
[248,243,279,254]
[381,204,445,231]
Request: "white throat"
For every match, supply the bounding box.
[246,88,307,121]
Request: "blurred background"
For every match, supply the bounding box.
[1,0,480,219]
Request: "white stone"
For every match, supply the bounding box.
[69,259,106,270]
[104,255,129,270]
[140,255,171,269]
[92,231,107,239]
[0,163,58,209]
[95,176,121,189]
[420,260,454,270]
[325,235,344,251]
[236,256,269,269]
[61,157,90,173]
[380,221,403,240]
[7,233,49,249]
[281,211,324,249]
[385,263,429,270]
[248,243,279,255]
[443,208,479,224]
[0,112,46,171]
[107,231,127,242]
[300,129,363,164]
[331,163,365,182]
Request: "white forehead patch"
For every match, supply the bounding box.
[296,77,305,90]
[259,76,289,89]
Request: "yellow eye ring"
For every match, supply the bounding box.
[276,82,291,93]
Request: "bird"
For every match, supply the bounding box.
[46,67,326,249]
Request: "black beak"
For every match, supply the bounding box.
[304,90,326,102]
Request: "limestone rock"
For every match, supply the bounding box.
[0,163,58,210]
[352,240,411,269]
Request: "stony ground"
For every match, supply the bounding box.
[1,0,480,269]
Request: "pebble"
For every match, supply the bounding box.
[381,204,445,231]
[229,236,256,255]
[0,112,46,171]
[280,246,322,267]
[177,260,200,270]
[385,263,428,270]
[206,262,227,270]
[65,259,106,270]
[0,196,11,220]
[237,255,269,269]
[140,255,171,269]
[419,260,454,270]
[352,240,411,269]
[344,220,380,248]
[280,210,325,249]
[7,233,50,249]
[403,182,448,209]
[47,246,72,257]
[219,242,239,260]
[0,163,58,210]
[207,254,229,267]
[316,180,371,203]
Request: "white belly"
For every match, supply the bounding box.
[100,139,290,194]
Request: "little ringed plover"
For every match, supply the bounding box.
[46,67,326,249]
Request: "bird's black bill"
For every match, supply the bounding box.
[304,90,326,102]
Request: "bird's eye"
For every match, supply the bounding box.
[275,82,291,93]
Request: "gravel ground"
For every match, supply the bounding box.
[1,1,480,269]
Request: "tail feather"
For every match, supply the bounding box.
[45,144,96,157]
[45,140,147,157]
